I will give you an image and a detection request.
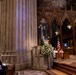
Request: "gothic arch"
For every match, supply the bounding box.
[61,12,72,25]
[49,17,60,27]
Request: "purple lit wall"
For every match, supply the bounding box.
[16,0,27,52]
[16,0,27,63]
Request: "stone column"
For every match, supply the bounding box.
[1,0,16,50]
[26,0,37,67]
[0,0,37,70]
[0,1,1,50]
[15,0,37,69]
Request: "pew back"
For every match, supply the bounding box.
[7,64,15,75]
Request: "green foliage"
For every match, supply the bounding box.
[41,44,53,56]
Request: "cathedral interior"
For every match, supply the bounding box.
[0,0,76,75]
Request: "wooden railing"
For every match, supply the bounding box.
[0,51,16,64]
[0,50,29,70]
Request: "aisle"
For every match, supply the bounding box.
[16,69,68,75]
[16,69,48,75]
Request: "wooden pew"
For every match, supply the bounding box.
[63,52,69,59]
[56,53,62,59]
[7,64,15,75]
[56,52,69,59]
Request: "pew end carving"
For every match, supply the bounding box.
[7,64,15,75]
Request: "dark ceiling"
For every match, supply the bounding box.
[66,0,76,10]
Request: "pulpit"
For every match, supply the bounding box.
[31,45,53,69]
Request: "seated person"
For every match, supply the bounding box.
[0,60,8,75]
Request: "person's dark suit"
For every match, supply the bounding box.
[0,61,8,75]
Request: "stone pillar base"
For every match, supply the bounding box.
[15,63,28,70]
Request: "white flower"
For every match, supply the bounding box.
[41,44,53,56]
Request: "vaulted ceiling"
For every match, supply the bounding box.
[37,0,76,10]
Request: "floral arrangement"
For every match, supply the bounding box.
[41,44,53,56]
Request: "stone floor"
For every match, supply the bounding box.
[15,55,76,75]
[16,70,48,75]
[16,69,68,75]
